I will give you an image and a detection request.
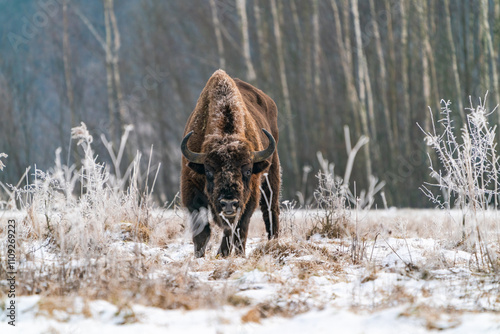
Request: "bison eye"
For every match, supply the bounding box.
[205,167,214,179]
[242,165,252,178]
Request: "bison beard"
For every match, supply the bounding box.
[180,70,281,257]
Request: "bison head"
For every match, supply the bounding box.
[181,129,275,220]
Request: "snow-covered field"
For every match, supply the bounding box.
[1,209,499,333]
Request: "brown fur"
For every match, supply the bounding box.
[181,70,280,257]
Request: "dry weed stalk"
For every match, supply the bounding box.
[0,152,7,171]
[307,126,386,265]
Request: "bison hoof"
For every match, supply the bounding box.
[194,250,205,258]
[217,248,230,258]
[234,248,245,257]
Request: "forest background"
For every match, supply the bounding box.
[1,0,499,208]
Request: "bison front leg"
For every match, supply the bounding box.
[183,183,211,258]
[260,157,280,239]
[217,221,250,257]
[190,209,211,258]
[218,206,254,257]
[232,212,252,256]
[217,228,233,257]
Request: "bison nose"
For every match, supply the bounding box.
[219,199,239,215]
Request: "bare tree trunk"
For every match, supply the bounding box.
[330,0,361,137]
[62,0,78,165]
[270,0,299,180]
[339,0,361,135]
[494,0,500,83]
[290,0,311,151]
[62,0,74,128]
[400,0,411,151]
[103,0,116,139]
[472,3,483,94]
[363,60,376,143]
[254,0,270,79]
[313,0,320,97]
[290,0,303,43]
[73,1,124,142]
[495,0,500,22]
[427,24,440,114]
[236,0,256,81]
[384,0,399,145]
[418,1,432,134]
[210,0,226,69]
[342,0,352,61]
[107,0,126,128]
[495,1,500,45]
[313,0,325,139]
[101,0,126,141]
[369,0,394,155]
[481,0,500,107]
[444,0,464,120]
[417,1,439,113]
[461,0,471,96]
[352,0,373,177]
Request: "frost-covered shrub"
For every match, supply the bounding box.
[308,168,350,239]
[420,94,499,271]
[9,122,161,256]
[420,95,500,212]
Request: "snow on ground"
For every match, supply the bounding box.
[1,209,500,333]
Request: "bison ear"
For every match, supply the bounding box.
[252,160,270,174]
[187,162,205,175]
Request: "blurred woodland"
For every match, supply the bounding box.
[1,0,500,207]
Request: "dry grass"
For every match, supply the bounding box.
[3,203,498,315]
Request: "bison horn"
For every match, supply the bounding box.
[181,131,206,164]
[253,129,276,162]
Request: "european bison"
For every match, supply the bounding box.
[180,70,280,257]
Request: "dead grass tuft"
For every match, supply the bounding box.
[37,297,77,318]
[251,239,305,264]
[307,215,352,240]
[400,305,462,331]
[242,298,311,323]
[241,307,261,323]
[227,294,251,307]
[209,261,236,280]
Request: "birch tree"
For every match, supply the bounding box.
[270,0,299,180]
[368,0,394,155]
[417,1,432,134]
[313,0,321,103]
[72,1,125,142]
[313,0,326,138]
[400,0,411,151]
[210,0,226,69]
[253,0,270,77]
[481,0,500,107]
[385,0,398,144]
[236,0,256,81]
[105,0,125,132]
[352,0,374,177]
[443,0,464,120]
[62,0,74,128]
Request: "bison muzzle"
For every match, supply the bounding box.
[180,70,281,257]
